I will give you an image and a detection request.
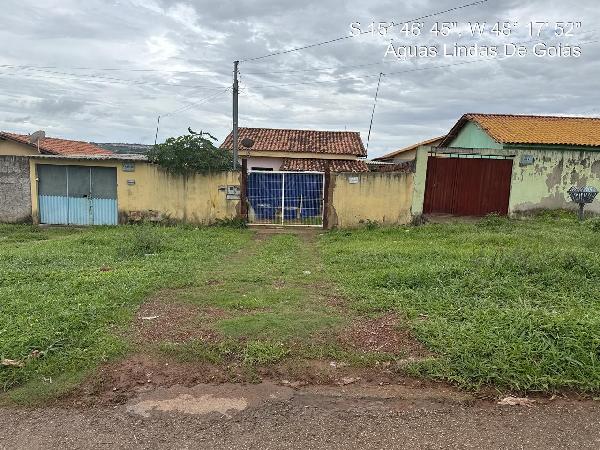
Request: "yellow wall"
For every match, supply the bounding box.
[329,172,414,228]
[0,139,38,156]
[29,158,241,224]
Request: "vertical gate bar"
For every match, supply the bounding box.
[281,172,285,225]
[65,166,70,225]
[323,164,330,229]
[89,167,93,225]
[240,158,248,221]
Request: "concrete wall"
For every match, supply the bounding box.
[0,156,32,223]
[29,158,241,224]
[328,171,414,228]
[508,147,600,214]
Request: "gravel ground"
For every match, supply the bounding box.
[1,382,599,449]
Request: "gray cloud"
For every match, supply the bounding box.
[0,0,598,156]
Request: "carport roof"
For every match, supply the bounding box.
[440,114,600,148]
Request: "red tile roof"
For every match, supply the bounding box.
[221,127,366,157]
[0,132,112,156]
[280,158,368,172]
[440,114,600,147]
[374,136,445,161]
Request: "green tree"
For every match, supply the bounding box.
[148,130,233,175]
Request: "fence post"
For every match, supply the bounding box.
[240,158,248,221]
[323,162,331,229]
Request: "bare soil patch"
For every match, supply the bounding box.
[133,292,227,344]
[72,355,253,406]
[339,313,432,357]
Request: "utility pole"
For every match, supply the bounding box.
[232,60,239,170]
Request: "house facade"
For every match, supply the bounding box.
[221,127,369,172]
[0,131,113,223]
[412,113,600,217]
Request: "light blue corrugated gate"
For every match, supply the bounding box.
[37,164,118,225]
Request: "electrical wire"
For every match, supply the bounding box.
[240,0,489,62]
[241,36,600,90]
[0,65,227,90]
[162,87,231,118]
[0,64,226,74]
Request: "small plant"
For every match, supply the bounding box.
[213,217,247,228]
[243,341,289,365]
[477,213,505,227]
[363,219,380,230]
[588,218,600,232]
[119,226,164,257]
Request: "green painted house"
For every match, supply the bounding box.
[412,113,600,216]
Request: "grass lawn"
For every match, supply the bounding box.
[1,213,599,401]
[321,213,600,392]
[0,224,250,399]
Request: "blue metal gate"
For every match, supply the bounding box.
[37,165,118,225]
[247,171,324,226]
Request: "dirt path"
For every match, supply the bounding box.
[1,382,599,449]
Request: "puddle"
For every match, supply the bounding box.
[127,393,248,418]
[125,382,293,418]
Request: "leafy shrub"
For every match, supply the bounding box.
[148,131,233,175]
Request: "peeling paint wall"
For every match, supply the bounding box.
[29,159,241,224]
[329,171,414,228]
[509,148,600,214]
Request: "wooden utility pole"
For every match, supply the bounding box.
[232,60,239,170]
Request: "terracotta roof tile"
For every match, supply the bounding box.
[280,158,369,172]
[441,114,600,147]
[222,127,366,156]
[0,132,112,156]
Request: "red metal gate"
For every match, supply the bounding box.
[423,157,513,216]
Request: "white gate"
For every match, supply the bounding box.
[246,171,325,226]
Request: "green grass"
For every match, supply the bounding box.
[0,224,250,397]
[4,213,599,399]
[181,233,344,341]
[320,212,600,392]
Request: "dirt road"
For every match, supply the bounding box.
[1,382,599,449]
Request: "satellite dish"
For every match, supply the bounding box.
[241,137,254,148]
[28,130,45,144]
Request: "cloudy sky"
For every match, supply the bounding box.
[1,0,598,157]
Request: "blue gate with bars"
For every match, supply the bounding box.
[37,164,118,226]
[247,171,324,226]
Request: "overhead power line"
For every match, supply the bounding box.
[0,65,227,90]
[0,64,225,75]
[241,36,600,90]
[240,0,489,62]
